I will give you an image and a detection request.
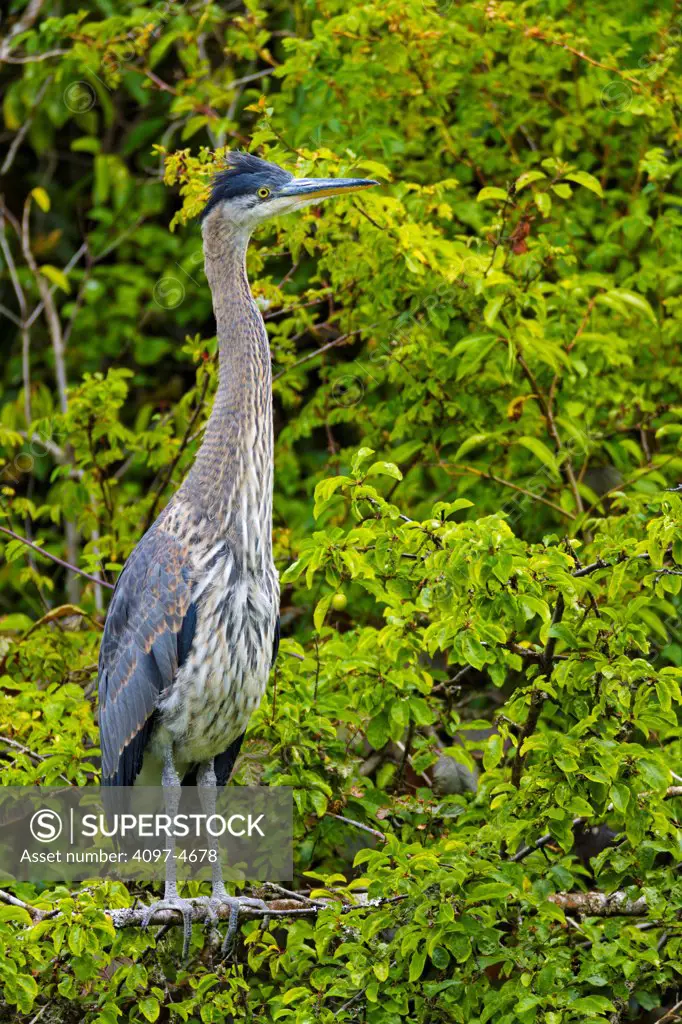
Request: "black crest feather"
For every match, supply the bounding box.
[201,151,292,220]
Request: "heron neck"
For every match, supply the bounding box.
[181,216,273,546]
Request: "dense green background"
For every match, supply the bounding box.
[1,0,682,1021]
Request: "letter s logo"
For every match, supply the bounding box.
[30,809,63,843]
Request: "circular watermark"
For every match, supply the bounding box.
[331,375,364,408]
[30,808,63,843]
[423,0,455,14]
[63,81,97,114]
[153,276,185,309]
[600,81,633,113]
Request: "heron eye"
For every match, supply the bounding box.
[257,186,271,199]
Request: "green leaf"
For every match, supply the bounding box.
[282,987,310,1005]
[477,186,509,202]
[280,559,304,585]
[570,996,615,1013]
[314,474,352,516]
[483,733,503,770]
[515,170,546,191]
[565,170,604,198]
[0,905,32,925]
[409,948,426,982]
[39,265,71,294]
[71,137,101,154]
[351,447,375,475]
[68,924,84,955]
[139,997,160,1022]
[484,294,506,327]
[31,187,50,212]
[13,974,37,1011]
[608,288,657,324]
[366,461,402,481]
[609,782,630,814]
[536,192,552,217]
[517,436,560,478]
[467,882,513,901]
[451,433,490,462]
[313,594,332,631]
[409,696,434,726]
[366,712,390,749]
[373,960,389,981]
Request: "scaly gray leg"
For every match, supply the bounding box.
[141,745,196,958]
[196,758,269,955]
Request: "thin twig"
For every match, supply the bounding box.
[657,999,682,1024]
[0,50,68,63]
[0,0,45,61]
[526,28,641,86]
[0,525,114,589]
[445,463,574,519]
[19,195,68,414]
[273,324,379,381]
[394,720,414,793]
[143,372,210,531]
[327,812,386,842]
[510,688,545,788]
[0,735,70,784]
[516,351,583,515]
[335,989,366,1017]
[0,76,52,175]
[0,209,31,423]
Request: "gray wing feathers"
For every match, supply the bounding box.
[98,528,193,785]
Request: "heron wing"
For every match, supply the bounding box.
[98,526,195,786]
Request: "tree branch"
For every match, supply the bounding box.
[510,593,564,788]
[516,351,583,515]
[549,891,648,915]
[0,890,407,931]
[510,687,544,788]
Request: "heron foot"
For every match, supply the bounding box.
[201,894,270,956]
[141,896,196,959]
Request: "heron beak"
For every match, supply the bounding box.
[278,176,378,201]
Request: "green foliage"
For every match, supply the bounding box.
[1,0,682,1020]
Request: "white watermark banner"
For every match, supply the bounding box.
[0,786,293,883]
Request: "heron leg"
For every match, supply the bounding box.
[196,759,270,956]
[140,745,195,958]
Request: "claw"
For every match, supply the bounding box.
[141,897,195,959]
[222,899,240,956]
[218,892,270,954]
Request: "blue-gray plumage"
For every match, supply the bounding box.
[97,151,377,957]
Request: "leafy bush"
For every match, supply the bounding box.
[1,0,682,1021]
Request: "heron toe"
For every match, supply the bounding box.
[203,894,270,956]
[141,896,196,959]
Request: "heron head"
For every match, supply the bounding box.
[201,151,377,233]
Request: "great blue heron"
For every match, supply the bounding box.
[97,152,377,957]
